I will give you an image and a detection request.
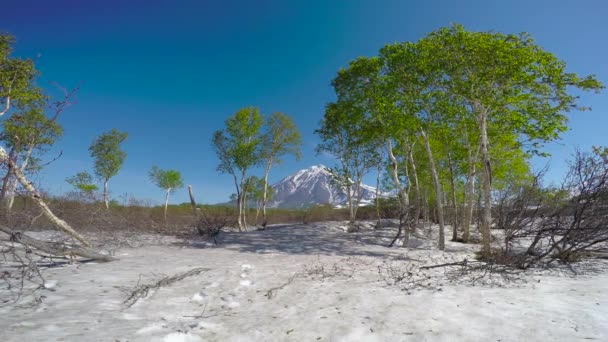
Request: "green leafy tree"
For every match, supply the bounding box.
[89,129,128,209]
[420,24,604,253]
[243,175,268,226]
[0,34,42,116]
[66,171,98,194]
[0,106,63,209]
[0,33,90,246]
[212,107,263,231]
[259,112,301,228]
[316,100,381,229]
[149,166,184,222]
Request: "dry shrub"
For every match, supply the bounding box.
[491,147,608,268]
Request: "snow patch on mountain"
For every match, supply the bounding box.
[267,165,385,209]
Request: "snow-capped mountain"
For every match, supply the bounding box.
[267,165,384,209]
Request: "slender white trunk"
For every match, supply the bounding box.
[0,146,91,247]
[407,146,421,235]
[237,172,246,232]
[387,140,409,246]
[447,152,459,241]
[420,129,445,250]
[261,158,272,228]
[375,162,381,224]
[103,179,109,209]
[164,188,171,223]
[478,110,492,254]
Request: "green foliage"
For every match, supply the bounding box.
[149,166,184,191]
[0,34,44,112]
[65,171,98,194]
[89,128,128,181]
[2,106,63,152]
[420,24,604,154]
[244,175,266,202]
[212,107,263,176]
[261,112,302,164]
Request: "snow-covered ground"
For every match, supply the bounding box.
[1,222,607,341]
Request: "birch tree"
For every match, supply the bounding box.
[0,33,91,247]
[89,129,128,209]
[422,24,604,254]
[212,107,263,231]
[0,106,63,211]
[149,166,184,223]
[259,112,301,229]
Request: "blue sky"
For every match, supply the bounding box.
[2,0,607,204]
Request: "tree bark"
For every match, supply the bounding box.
[261,157,272,229]
[188,185,199,217]
[420,129,445,250]
[375,161,382,226]
[387,140,409,247]
[0,147,91,247]
[164,188,171,223]
[478,110,492,254]
[407,145,421,235]
[237,172,246,232]
[5,144,35,212]
[447,152,459,241]
[103,179,109,210]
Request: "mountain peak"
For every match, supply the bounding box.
[267,165,384,209]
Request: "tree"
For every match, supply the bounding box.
[149,166,184,223]
[0,106,63,210]
[259,112,301,228]
[212,107,263,231]
[66,171,98,194]
[421,24,604,254]
[89,129,128,209]
[0,33,91,247]
[242,175,267,226]
[316,100,381,229]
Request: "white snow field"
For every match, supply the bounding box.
[1,222,607,342]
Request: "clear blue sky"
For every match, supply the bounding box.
[2,0,607,204]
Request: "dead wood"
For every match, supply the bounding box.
[0,225,116,262]
[123,267,209,308]
[265,273,298,299]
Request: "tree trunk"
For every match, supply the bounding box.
[407,146,421,235]
[5,144,35,212]
[103,179,109,209]
[261,158,272,229]
[243,187,248,230]
[231,174,243,232]
[478,111,492,254]
[420,129,445,250]
[447,152,459,241]
[375,161,382,226]
[164,188,171,224]
[0,147,91,247]
[346,169,355,227]
[255,201,261,226]
[387,140,409,247]
[462,159,476,243]
[238,172,246,232]
[188,185,199,217]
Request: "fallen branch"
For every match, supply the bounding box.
[265,273,298,299]
[0,225,116,262]
[123,267,209,308]
[420,259,468,270]
[0,147,91,247]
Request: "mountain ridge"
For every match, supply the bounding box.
[267,164,384,209]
